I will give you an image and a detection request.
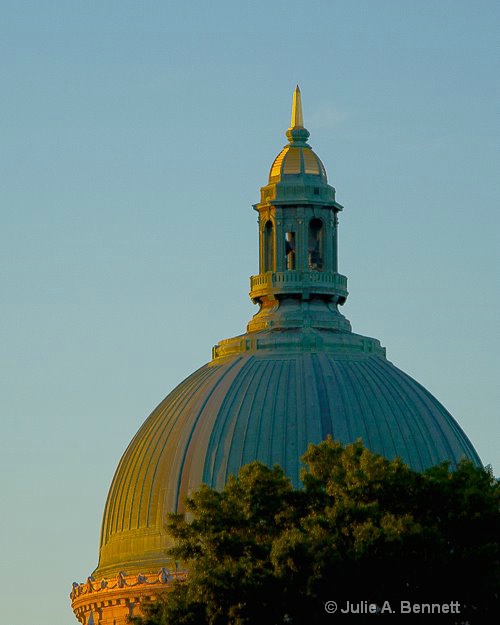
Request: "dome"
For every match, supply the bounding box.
[87,86,481,595]
[95,330,480,578]
[269,145,327,183]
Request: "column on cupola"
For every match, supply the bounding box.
[275,210,285,272]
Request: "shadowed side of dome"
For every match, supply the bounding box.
[204,354,481,484]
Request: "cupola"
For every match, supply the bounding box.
[249,85,349,332]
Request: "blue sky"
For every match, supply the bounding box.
[1,2,499,624]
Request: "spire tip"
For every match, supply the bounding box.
[290,86,304,129]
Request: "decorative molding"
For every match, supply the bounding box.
[71,568,187,601]
[71,568,188,625]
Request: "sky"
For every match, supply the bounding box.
[1,1,499,623]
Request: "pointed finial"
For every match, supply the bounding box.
[290,85,304,128]
[286,85,310,144]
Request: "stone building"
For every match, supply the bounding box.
[70,87,480,625]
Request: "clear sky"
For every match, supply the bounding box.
[1,2,499,624]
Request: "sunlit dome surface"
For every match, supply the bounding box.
[269,145,327,182]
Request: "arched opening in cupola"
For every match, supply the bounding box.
[263,220,275,272]
[285,231,296,270]
[308,218,323,270]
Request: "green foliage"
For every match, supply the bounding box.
[130,439,499,625]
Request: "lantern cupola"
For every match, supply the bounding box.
[249,86,350,332]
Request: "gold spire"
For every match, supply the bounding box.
[290,85,304,129]
[286,85,309,144]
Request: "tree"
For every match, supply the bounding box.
[130,439,499,625]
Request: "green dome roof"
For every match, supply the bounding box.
[96,331,480,578]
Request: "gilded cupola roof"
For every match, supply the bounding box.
[268,85,327,183]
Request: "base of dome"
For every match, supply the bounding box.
[71,568,186,625]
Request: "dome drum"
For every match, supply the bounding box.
[71,569,186,625]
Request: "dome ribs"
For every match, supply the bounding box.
[384,362,481,467]
[172,357,245,513]
[202,356,268,488]
[361,357,427,471]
